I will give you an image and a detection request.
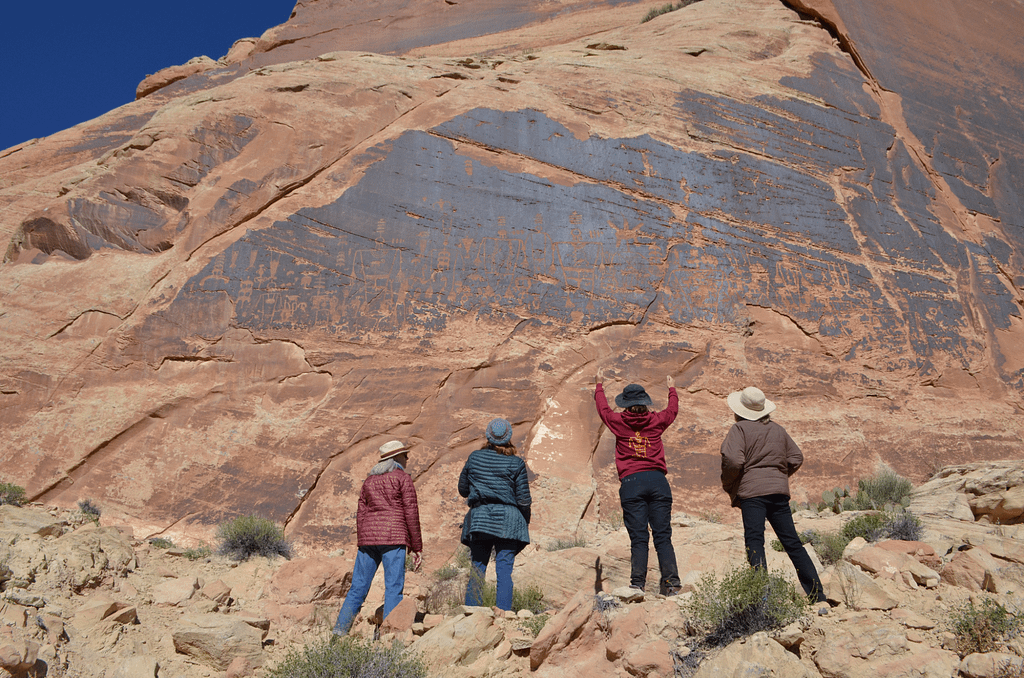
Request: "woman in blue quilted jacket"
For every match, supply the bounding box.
[459,418,532,611]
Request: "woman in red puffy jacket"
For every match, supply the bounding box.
[333,440,422,635]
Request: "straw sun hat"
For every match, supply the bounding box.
[727,387,776,420]
[378,440,410,461]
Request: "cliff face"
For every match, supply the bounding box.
[1,0,1021,551]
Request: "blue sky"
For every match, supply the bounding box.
[3,1,294,152]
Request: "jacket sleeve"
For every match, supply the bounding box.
[784,429,803,476]
[513,459,532,524]
[720,424,746,495]
[594,383,613,426]
[665,387,678,423]
[401,473,423,553]
[458,458,471,498]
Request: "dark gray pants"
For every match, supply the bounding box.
[619,470,680,592]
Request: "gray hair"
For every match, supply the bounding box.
[369,459,401,476]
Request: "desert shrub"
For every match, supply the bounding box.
[856,465,913,509]
[0,483,26,507]
[595,594,620,614]
[468,570,546,613]
[640,0,703,23]
[78,499,101,523]
[771,532,812,552]
[453,545,471,568]
[521,613,550,637]
[949,598,1021,656]
[809,531,851,566]
[150,538,175,549]
[433,564,460,582]
[842,512,888,542]
[699,509,722,524]
[424,575,465,614]
[184,543,212,561]
[216,515,291,561]
[685,566,806,648]
[884,511,924,541]
[547,535,587,551]
[265,635,426,678]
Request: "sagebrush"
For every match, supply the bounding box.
[216,515,291,561]
[949,598,1021,656]
[0,482,26,507]
[266,635,426,678]
[547,535,587,551]
[685,566,806,647]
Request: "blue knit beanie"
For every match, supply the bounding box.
[485,418,513,446]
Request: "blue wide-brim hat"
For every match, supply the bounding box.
[485,418,513,446]
[615,384,653,408]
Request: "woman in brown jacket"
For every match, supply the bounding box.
[720,387,827,610]
[333,440,423,635]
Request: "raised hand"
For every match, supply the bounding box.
[596,368,604,384]
[666,375,675,389]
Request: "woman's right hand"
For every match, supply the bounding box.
[666,375,675,389]
[596,368,603,384]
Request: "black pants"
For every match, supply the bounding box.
[739,494,825,602]
[619,470,680,592]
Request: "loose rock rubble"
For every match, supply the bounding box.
[0,462,1020,678]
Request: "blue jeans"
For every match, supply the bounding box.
[619,470,680,592]
[333,545,406,635]
[465,538,518,610]
[739,494,825,602]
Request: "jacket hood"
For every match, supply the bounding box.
[621,409,654,429]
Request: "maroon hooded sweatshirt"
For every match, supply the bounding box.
[595,383,678,480]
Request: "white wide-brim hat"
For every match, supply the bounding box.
[378,440,410,461]
[727,387,776,420]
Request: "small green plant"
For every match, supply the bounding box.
[216,515,291,561]
[78,499,101,524]
[842,512,888,542]
[547,536,587,551]
[699,509,722,524]
[604,512,624,530]
[265,634,426,678]
[454,545,471,569]
[808,531,850,566]
[522,613,550,637]
[856,464,913,509]
[433,564,460,582]
[684,566,807,648]
[949,598,1021,656]
[150,537,175,549]
[640,0,704,23]
[467,569,546,614]
[184,543,212,561]
[0,482,26,507]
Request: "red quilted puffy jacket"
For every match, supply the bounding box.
[355,467,423,552]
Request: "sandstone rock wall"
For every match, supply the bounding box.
[0,0,1021,553]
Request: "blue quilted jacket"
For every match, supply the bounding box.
[458,448,532,547]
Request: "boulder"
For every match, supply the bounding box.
[201,579,232,604]
[825,562,899,610]
[693,632,821,678]
[411,608,504,667]
[0,506,65,538]
[51,526,136,590]
[959,652,1024,678]
[171,614,264,670]
[381,596,418,633]
[940,551,988,591]
[262,555,349,604]
[153,577,199,606]
[530,589,600,671]
[847,545,939,588]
